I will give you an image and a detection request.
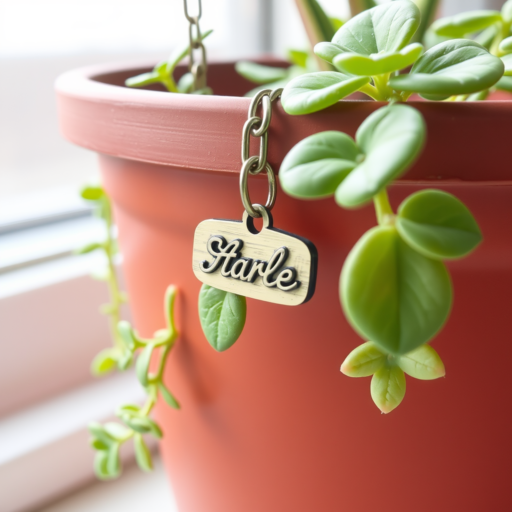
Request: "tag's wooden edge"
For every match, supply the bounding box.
[192,218,319,306]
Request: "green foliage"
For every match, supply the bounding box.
[125,29,212,93]
[88,286,181,479]
[341,341,445,413]
[396,190,482,260]
[431,10,502,38]
[341,225,452,356]
[78,184,128,375]
[198,284,247,352]
[389,40,504,99]
[280,105,425,208]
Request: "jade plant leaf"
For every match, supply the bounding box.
[502,54,512,76]
[340,341,387,377]
[335,104,425,208]
[431,10,502,38]
[279,131,360,198]
[332,1,420,56]
[496,75,512,91]
[288,49,309,68]
[340,225,452,355]
[134,434,153,472]
[198,284,246,352]
[333,43,423,76]
[136,343,155,387]
[281,71,370,115]
[503,0,512,24]
[396,189,482,260]
[371,365,406,414]
[397,344,445,380]
[389,40,505,98]
[81,185,104,201]
[235,62,289,84]
[314,42,346,64]
[499,36,512,54]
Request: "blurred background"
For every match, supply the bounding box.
[0,0,507,511]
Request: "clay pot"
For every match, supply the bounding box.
[56,61,512,512]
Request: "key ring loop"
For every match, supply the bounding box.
[240,156,276,218]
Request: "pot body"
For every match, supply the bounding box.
[100,155,511,512]
[56,61,512,512]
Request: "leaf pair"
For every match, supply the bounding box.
[341,341,445,413]
[341,190,481,356]
[89,422,130,479]
[280,104,425,208]
[198,284,246,352]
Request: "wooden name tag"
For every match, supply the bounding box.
[192,212,317,306]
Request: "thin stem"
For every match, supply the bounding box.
[373,188,394,225]
[490,20,511,57]
[360,83,383,101]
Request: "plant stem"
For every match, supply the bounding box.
[373,188,394,225]
[490,20,511,56]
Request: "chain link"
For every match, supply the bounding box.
[239,88,283,218]
[183,0,207,91]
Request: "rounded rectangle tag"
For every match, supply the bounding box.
[192,214,317,306]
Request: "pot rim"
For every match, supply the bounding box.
[56,59,512,183]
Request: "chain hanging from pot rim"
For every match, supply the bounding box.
[183,0,207,91]
[240,88,283,219]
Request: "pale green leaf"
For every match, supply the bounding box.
[198,284,246,352]
[332,1,420,55]
[371,366,406,414]
[91,348,117,376]
[341,225,452,355]
[396,189,482,260]
[341,341,387,377]
[287,49,309,68]
[279,131,360,198]
[502,0,512,24]
[136,344,155,387]
[500,36,512,54]
[335,104,426,208]
[431,10,502,38]
[389,40,505,97]
[125,71,161,88]
[235,61,289,84]
[159,383,180,409]
[496,75,512,91]
[134,434,153,472]
[333,43,423,76]
[281,71,369,115]
[502,53,512,76]
[397,344,445,380]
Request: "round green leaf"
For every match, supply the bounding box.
[134,434,153,472]
[80,185,104,201]
[371,365,406,414]
[235,61,289,84]
[397,344,445,380]
[279,131,359,199]
[502,53,512,76]
[503,0,512,24]
[496,75,512,91]
[281,72,370,115]
[389,40,505,97]
[94,451,112,480]
[88,422,114,446]
[198,284,246,352]
[341,225,452,355]
[91,348,117,376]
[340,341,387,377]
[314,42,346,64]
[177,72,194,94]
[332,1,420,56]
[333,43,423,76]
[136,343,155,387]
[431,10,502,38]
[396,189,482,260]
[107,442,121,478]
[335,104,425,208]
[104,422,131,441]
[159,383,180,410]
[499,36,512,54]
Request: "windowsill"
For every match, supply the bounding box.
[39,455,178,512]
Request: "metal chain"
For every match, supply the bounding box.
[183,0,207,91]
[240,88,283,218]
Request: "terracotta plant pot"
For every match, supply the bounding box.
[56,61,512,512]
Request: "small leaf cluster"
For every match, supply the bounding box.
[429,0,512,96]
[89,286,180,479]
[341,341,445,414]
[125,29,213,94]
[281,0,504,112]
[77,185,129,375]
